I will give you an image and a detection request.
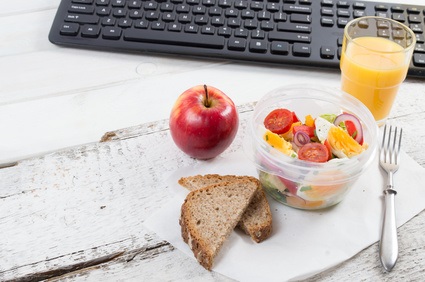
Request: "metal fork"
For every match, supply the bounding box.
[379,124,402,272]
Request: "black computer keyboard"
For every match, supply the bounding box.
[49,0,425,78]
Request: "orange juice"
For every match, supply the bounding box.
[340,36,409,122]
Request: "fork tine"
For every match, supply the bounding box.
[380,124,388,162]
[380,125,403,165]
[387,125,393,164]
[395,127,402,165]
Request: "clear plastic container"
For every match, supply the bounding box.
[248,85,378,210]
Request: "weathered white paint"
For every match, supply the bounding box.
[1,0,424,281]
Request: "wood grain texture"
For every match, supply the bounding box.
[1,100,424,281]
[1,0,424,280]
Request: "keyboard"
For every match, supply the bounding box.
[49,0,425,78]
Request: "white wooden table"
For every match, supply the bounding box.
[1,0,424,281]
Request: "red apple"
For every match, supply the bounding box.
[169,85,239,159]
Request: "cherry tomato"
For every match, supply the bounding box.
[324,139,333,160]
[345,120,364,145]
[264,109,293,134]
[298,143,329,163]
[292,111,300,123]
[293,125,315,138]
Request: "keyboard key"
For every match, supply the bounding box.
[251,1,264,10]
[96,0,109,6]
[244,19,258,29]
[408,15,422,24]
[134,20,148,29]
[321,0,334,7]
[161,3,174,11]
[413,53,425,67]
[337,18,349,28]
[321,17,334,26]
[267,3,279,12]
[60,23,79,36]
[102,27,122,39]
[169,23,182,31]
[112,0,125,7]
[118,18,132,28]
[235,28,248,37]
[96,7,111,16]
[337,9,350,17]
[391,13,405,22]
[69,4,95,14]
[218,27,232,36]
[260,21,274,31]
[353,10,366,18]
[416,34,425,44]
[274,13,287,22]
[271,41,289,55]
[293,43,311,56]
[128,1,142,8]
[283,4,312,14]
[249,40,267,52]
[277,22,311,33]
[124,28,225,48]
[152,22,166,30]
[337,1,349,8]
[72,0,94,3]
[65,13,99,24]
[81,25,100,37]
[228,38,247,50]
[353,2,366,9]
[234,0,248,9]
[320,46,335,59]
[290,14,312,23]
[185,24,198,33]
[321,7,334,16]
[101,17,116,26]
[252,29,265,39]
[163,12,176,22]
[415,43,425,53]
[218,0,232,7]
[201,26,215,34]
[407,7,421,14]
[269,31,311,43]
[375,4,388,11]
[113,8,127,17]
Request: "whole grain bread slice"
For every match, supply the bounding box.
[179,180,257,270]
[179,174,273,243]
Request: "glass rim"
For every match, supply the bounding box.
[344,16,417,54]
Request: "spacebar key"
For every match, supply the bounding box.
[124,29,225,49]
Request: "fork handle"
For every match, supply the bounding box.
[379,188,398,272]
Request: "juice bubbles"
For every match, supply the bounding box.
[340,17,415,125]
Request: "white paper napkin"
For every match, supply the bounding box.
[143,150,425,281]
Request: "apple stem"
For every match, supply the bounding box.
[204,84,211,108]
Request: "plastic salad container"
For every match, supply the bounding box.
[248,85,378,210]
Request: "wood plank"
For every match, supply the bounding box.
[1,100,424,281]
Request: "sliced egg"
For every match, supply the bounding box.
[314,116,334,143]
[327,126,365,158]
[263,130,297,157]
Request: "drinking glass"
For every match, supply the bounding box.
[340,16,416,126]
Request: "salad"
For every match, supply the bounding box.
[263,108,368,162]
[258,108,369,209]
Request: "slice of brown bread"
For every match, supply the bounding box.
[179,174,273,243]
[180,180,258,270]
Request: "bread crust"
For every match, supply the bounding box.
[179,180,257,270]
[179,174,273,243]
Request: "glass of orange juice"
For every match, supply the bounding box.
[340,16,416,126]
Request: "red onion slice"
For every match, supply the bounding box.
[293,131,310,147]
[334,113,363,144]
